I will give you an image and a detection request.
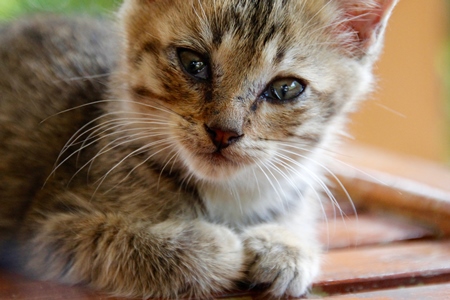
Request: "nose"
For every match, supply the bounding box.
[204,124,243,150]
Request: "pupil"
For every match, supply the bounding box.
[273,83,292,100]
[281,84,290,97]
[189,61,204,73]
[269,79,304,102]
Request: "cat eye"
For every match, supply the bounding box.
[263,78,306,103]
[178,48,209,80]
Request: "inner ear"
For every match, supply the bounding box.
[338,0,399,56]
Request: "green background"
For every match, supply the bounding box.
[0,0,119,19]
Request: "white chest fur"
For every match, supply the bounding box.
[198,162,317,229]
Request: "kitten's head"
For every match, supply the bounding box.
[116,0,397,182]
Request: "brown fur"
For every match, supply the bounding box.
[0,1,398,299]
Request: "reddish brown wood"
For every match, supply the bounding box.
[334,144,450,191]
[319,213,433,250]
[321,198,358,220]
[331,144,450,235]
[315,283,450,299]
[313,240,450,295]
[0,270,126,300]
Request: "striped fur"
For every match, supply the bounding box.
[0,0,397,298]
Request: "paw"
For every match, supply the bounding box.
[242,225,320,299]
[148,220,246,297]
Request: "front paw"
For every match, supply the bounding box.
[242,225,320,299]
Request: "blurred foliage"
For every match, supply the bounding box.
[0,0,120,19]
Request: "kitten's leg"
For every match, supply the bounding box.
[21,212,244,299]
[242,223,320,299]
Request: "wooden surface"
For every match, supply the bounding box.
[1,144,450,299]
[315,283,450,300]
[331,144,450,235]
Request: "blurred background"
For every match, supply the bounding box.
[350,0,450,164]
[0,0,449,164]
[0,0,119,17]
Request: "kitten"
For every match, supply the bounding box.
[0,0,398,299]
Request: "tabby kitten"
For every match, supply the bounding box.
[0,0,398,299]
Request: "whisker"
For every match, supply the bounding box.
[270,154,331,246]
[51,72,112,84]
[327,154,388,187]
[263,160,301,214]
[40,98,182,124]
[276,144,357,224]
[251,167,262,202]
[254,159,284,204]
[374,102,406,118]
[179,169,197,194]
[92,137,174,197]
[50,125,168,186]
[272,152,337,216]
[77,119,172,151]
[279,147,350,209]
[106,140,177,193]
[157,147,182,190]
[69,132,170,187]
[55,110,170,166]
[50,111,176,184]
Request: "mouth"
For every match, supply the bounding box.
[209,150,235,164]
[177,129,254,181]
[200,149,237,166]
[180,147,245,181]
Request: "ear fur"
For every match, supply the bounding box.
[338,0,399,57]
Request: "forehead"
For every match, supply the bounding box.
[190,1,308,49]
[132,0,334,57]
[175,0,333,60]
[207,1,291,46]
[189,1,332,78]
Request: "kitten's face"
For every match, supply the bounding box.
[117,0,382,181]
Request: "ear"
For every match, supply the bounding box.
[339,0,399,57]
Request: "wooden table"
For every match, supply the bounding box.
[1,144,450,299]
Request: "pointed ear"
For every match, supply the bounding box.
[339,0,399,57]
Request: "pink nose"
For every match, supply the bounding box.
[204,125,243,150]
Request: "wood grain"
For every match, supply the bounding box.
[315,283,450,299]
[331,144,450,235]
[0,270,123,300]
[319,213,433,250]
[314,240,450,295]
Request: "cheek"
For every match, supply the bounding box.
[248,104,310,139]
[130,58,167,97]
[130,67,206,123]
[175,120,204,146]
[158,67,209,113]
[247,99,339,149]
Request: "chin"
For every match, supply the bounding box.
[184,152,247,182]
